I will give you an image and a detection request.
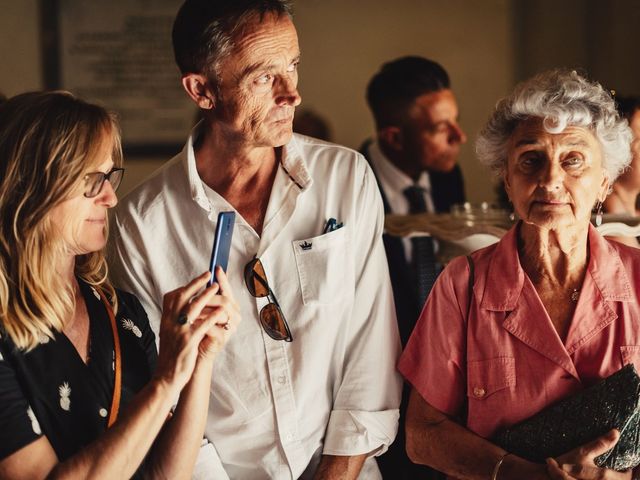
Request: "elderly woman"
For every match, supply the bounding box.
[399,70,637,480]
[0,91,240,479]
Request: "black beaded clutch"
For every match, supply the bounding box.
[494,364,640,471]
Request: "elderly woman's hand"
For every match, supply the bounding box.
[153,270,238,394]
[545,430,632,480]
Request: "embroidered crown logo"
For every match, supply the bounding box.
[59,382,71,411]
[300,241,312,251]
[122,318,142,338]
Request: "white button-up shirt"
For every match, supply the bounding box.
[109,128,402,479]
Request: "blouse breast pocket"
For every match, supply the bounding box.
[292,227,351,305]
[467,357,516,401]
[620,346,640,373]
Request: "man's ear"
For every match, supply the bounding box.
[377,126,403,152]
[181,73,215,110]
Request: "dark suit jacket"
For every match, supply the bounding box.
[361,139,465,479]
[360,139,466,345]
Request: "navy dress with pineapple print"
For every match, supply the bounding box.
[0,280,157,472]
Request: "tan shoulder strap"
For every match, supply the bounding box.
[98,289,121,428]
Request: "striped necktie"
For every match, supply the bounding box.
[404,185,437,308]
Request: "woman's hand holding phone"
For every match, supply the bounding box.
[154,270,241,394]
[197,266,241,360]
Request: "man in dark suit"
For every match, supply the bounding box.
[361,56,466,479]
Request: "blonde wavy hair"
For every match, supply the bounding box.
[0,91,122,350]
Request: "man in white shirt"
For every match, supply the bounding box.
[359,57,466,479]
[108,1,402,479]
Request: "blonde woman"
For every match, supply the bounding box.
[0,91,240,479]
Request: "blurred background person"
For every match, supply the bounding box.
[603,95,640,247]
[361,56,467,346]
[400,70,636,479]
[361,55,467,479]
[0,91,239,480]
[293,108,332,141]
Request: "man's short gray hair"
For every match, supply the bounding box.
[172,0,293,90]
[476,69,633,181]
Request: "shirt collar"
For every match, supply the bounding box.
[368,140,431,195]
[183,121,210,213]
[181,124,313,215]
[280,134,313,192]
[481,223,633,311]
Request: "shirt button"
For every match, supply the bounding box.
[473,387,486,398]
[286,433,294,441]
[99,408,108,418]
[277,375,286,385]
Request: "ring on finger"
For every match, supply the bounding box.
[218,310,230,330]
[177,312,189,325]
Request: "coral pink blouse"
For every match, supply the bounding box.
[399,224,640,439]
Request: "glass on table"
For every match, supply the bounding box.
[450,202,513,227]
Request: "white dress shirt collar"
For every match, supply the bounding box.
[186,121,313,219]
[367,140,433,214]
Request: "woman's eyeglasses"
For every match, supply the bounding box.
[84,167,125,198]
[244,257,292,342]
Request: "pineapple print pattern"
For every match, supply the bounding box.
[59,382,71,411]
[90,286,101,300]
[26,405,42,435]
[121,318,142,338]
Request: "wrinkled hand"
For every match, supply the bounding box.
[154,271,230,393]
[546,429,632,479]
[196,267,241,361]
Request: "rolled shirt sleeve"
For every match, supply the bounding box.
[322,161,403,457]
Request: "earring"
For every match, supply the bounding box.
[594,201,603,227]
[200,98,213,109]
[506,198,515,222]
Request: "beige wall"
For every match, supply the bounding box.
[0,0,41,95]
[294,0,514,203]
[2,0,638,203]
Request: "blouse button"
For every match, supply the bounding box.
[99,408,108,418]
[473,387,486,398]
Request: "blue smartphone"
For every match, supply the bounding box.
[208,211,236,287]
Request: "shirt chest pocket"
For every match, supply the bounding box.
[292,227,350,305]
[467,357,516,401]
[620,346,640,373]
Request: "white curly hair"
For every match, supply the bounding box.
[476,69,633,182]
